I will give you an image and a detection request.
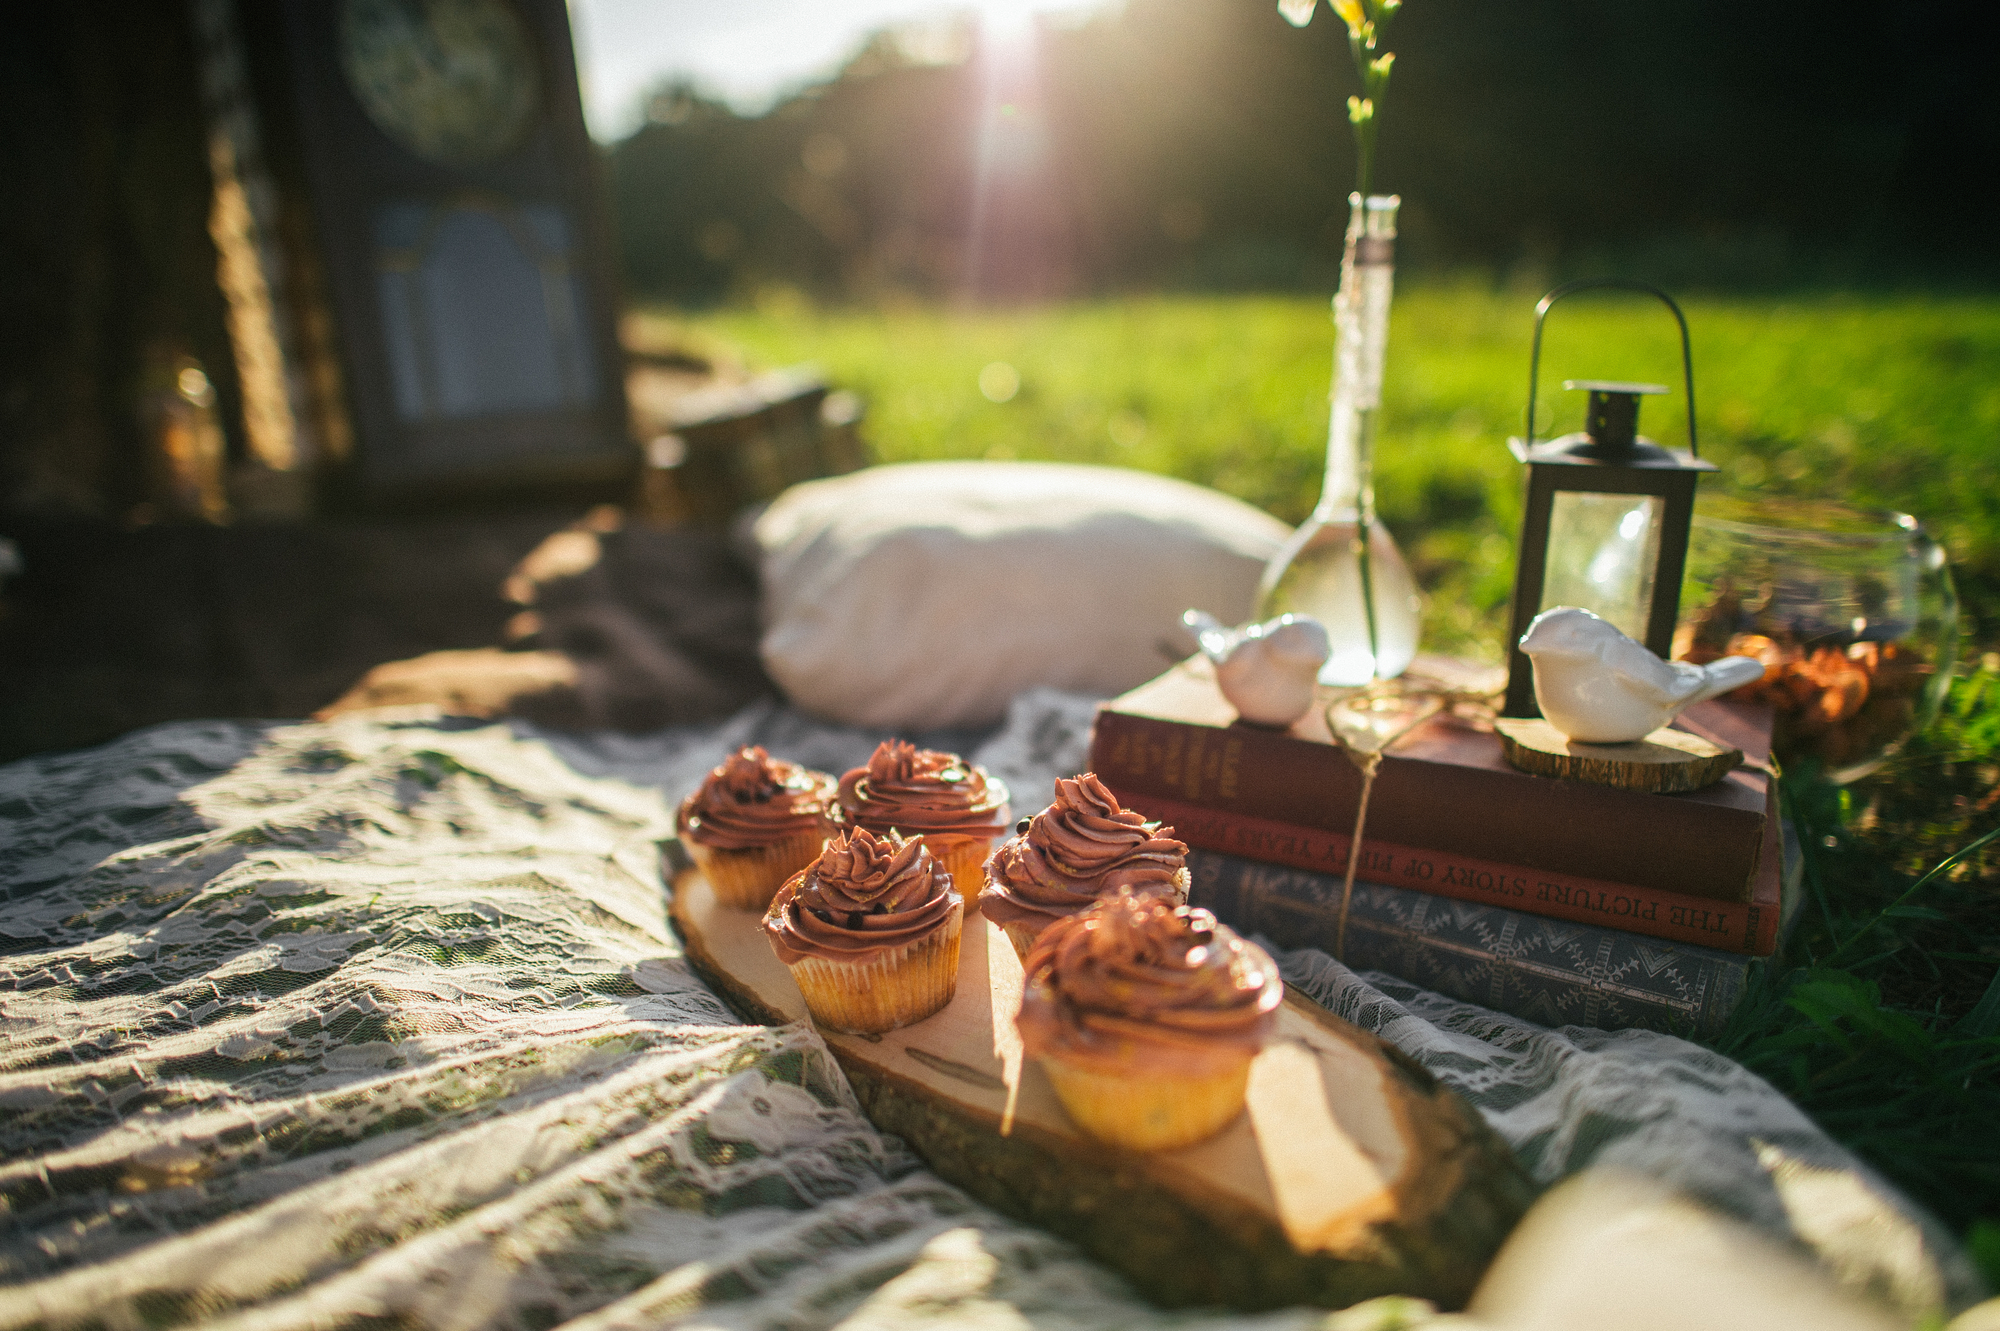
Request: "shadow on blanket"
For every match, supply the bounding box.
[0,702,1981,1329]
[318,507,770,731]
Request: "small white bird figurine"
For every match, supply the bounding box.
[1183,610,1333,728]
[1519,607,1766,744]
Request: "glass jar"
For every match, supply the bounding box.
[1674,497,1959,782]
[1255,193,1422,685]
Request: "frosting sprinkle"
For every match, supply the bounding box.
[979,773,1186,930]
[837,740,1009,841]
[764,827,962,965]
[1016,892,1281,1077]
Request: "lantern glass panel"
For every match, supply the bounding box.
[1540,491,1663,640]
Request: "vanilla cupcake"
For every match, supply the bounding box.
[836,740,1010,897]
[979,772,1188,959]
[1017,892,1282,1151]
[763,827,963,1034]
[677,747,839,909]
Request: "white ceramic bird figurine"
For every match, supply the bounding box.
[1183,610,1333,727]
[1519,606,1766,744]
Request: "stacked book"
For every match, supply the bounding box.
[1088,657,1798,1039]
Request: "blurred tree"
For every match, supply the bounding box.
[607,0,1999,304]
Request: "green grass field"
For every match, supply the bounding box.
[643,290,2000,1274]
[638,287,2000,656]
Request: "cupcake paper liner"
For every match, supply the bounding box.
[1039,1053,1253,1151]
[787,900,964,1034]
[992,864,1192,962]
[1001,920,1040,962]
[924,836,998,902]
[687,826,832,911]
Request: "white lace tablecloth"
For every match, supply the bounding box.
[0,692,1978,1328]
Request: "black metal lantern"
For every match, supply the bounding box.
[1502,280,1717,717]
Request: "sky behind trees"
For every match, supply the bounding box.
[570,0,1114,139]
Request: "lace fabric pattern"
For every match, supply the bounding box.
[0,694,1976,1327]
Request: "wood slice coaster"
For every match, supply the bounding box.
[669,873,1536,1311]
[1494,718,1743,793]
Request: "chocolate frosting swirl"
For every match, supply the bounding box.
[678,747,837,851]
[979,773,1186,930]
[837,740,1010,842]
[764,827,962,965]
[1016,893,1281,1077]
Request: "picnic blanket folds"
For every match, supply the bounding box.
[0,695,1978,1327]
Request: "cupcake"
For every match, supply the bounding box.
[979,772,1189,959]
[763,827,964,1034]
[1017,892,1282,1151]
[836,740,1010,897]
[677,746,839,910]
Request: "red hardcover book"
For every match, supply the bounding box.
[1118,787,1782,955]
[1087,656,1774,905]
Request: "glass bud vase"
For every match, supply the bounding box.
[1255,193,1421,686]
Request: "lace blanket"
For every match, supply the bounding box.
[0,692,1977,1328]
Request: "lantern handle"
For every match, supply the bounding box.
[1524,279,1699,457]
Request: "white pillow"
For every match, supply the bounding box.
[752,461,1291,730]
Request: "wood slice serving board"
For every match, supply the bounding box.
[1494,717,1743,794]
[670,873,1536,1310]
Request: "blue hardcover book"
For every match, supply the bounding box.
[1188,831,1799,1040]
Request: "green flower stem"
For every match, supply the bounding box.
[1344,4,1397,197]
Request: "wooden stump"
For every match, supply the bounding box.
[670,873,1536,1311]
[1494,718,1742,793]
